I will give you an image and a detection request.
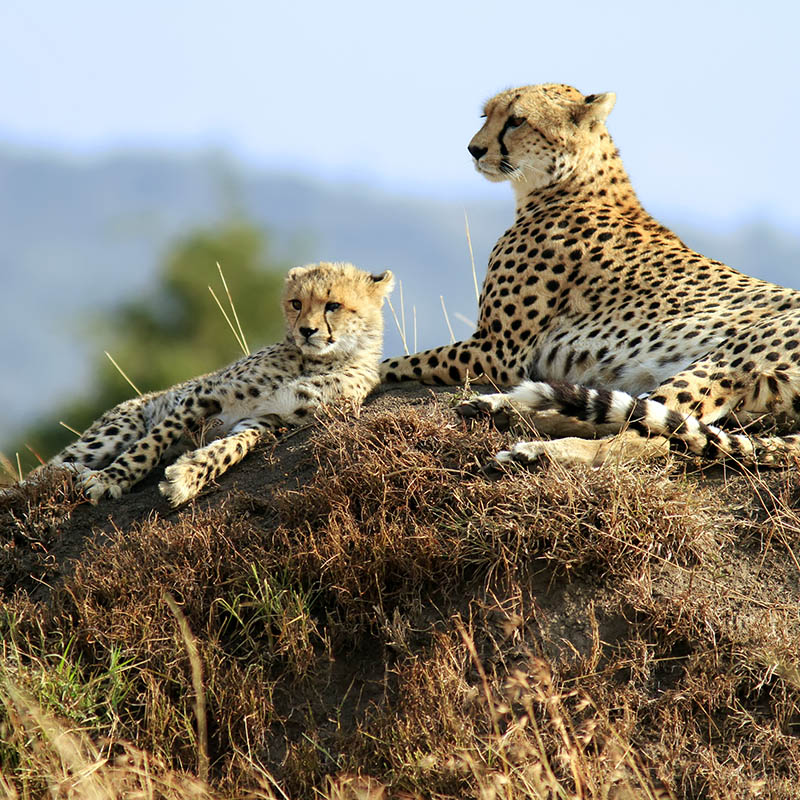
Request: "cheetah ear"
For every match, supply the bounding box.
[572,92,616,128]
[371,270,395,296]
[287,265,311,281]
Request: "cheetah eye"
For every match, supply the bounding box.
[290,299,302,310]
[507,115,526,130]
[325,301,342,312]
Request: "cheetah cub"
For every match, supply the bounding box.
[43,262,394,506]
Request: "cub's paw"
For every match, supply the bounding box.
[454,393,514,432]
[77,469,126,502]
[159,454,206,507]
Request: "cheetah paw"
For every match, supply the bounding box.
[473,441,550,478]
[159,456,206,507]
[454,393,514,432]
[495,441,550,466]
[49,459,93,477]
[77,470,125,502]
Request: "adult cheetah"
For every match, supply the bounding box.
[382,83,800,466]
[33,262,394,505]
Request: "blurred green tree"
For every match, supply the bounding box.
[14,221,288,470]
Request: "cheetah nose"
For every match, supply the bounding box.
[468,144,488,161]
[299,326,318,340]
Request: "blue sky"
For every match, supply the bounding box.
[3,1,800,229]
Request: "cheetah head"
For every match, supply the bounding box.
[283,262,395,358]
[468,83,615,191]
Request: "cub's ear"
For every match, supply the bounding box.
[572,92,616,128]
[286,265,311,282]
[371,270,395,296]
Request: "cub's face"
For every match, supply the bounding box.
[467,83,615,190]
[282,262,395,357]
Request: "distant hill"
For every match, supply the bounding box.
[2,147,799,448]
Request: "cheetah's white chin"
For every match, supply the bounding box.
[296,339,336,355]
[474,164,507,183]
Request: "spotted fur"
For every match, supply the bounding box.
[464,380,800,465]
[38,262,394,505]
[381,83,800,465]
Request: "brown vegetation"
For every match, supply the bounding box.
[1,386,800,798]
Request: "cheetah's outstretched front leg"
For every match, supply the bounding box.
[455,388,622,439]
[49,396,151,473]
[159,418,275,506]
[381,338,519,386]
[159,372,365,506]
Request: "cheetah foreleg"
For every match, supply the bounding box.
[79,404,199,502]
[159,418,271,506]
[53,396,150,472]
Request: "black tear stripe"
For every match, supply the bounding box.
[497,117,518,157]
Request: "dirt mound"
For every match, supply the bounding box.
[2,385,800,799]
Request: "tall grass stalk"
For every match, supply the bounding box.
[208,285,248,356]
[59,420,82,437]
[216,261,249,355]
[104,351,142,396]
[464,209,480,306]
[440,295,455,344]
[386,294,409,355]
[164,593,209,784]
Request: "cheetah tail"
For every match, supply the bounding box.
[508,380,800,465]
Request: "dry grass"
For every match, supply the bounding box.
[1,390,800,798]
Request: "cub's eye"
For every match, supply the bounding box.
[507,115,526,129]
[290,299,302,310]
[325,301,342,312]
[480,113,487,119]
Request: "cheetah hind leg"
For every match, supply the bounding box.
[455,390,624,438]
[52,396,150,473]
[159,419,271,506]
[495,431,671,470]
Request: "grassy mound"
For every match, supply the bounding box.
[1,386,800,799]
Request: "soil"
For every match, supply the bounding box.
[3,383,800,798]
